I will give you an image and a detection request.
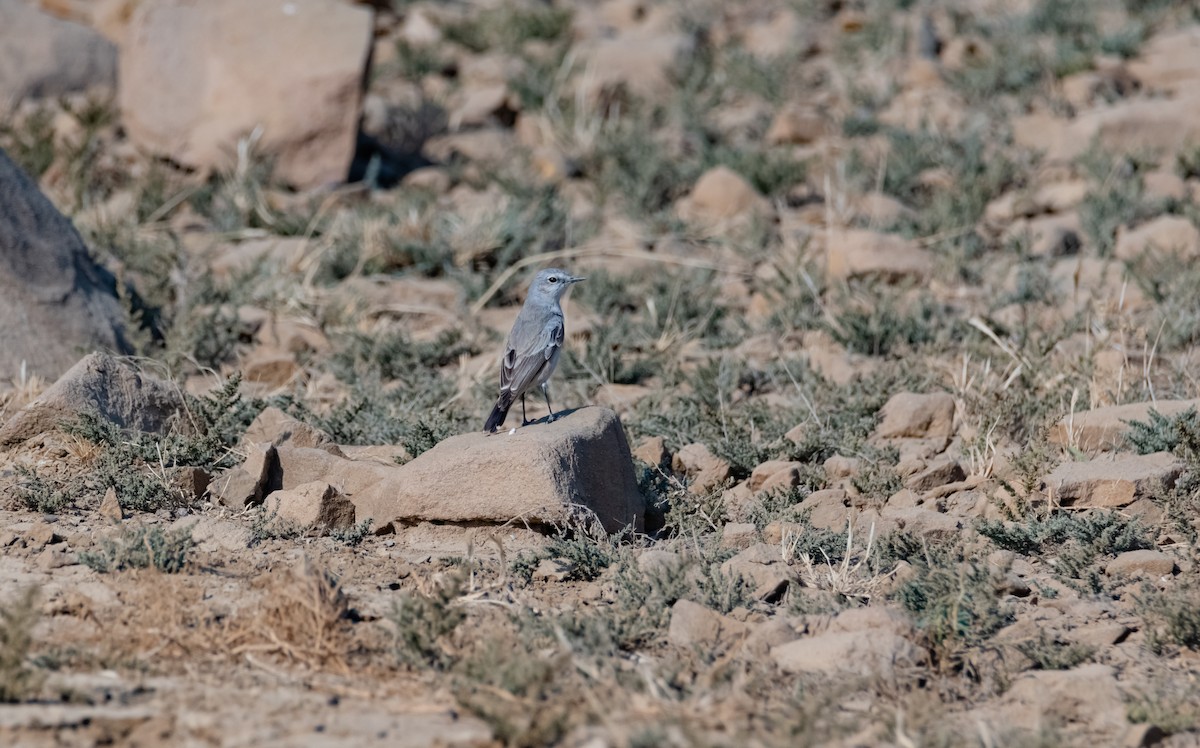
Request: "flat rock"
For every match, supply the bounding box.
[1040,452,1182,508]
[1105,549,1176,578]
[1047,399,1200,452]
[275,407,644,533]
[1114,215,1200,261]
[119,0,372,188]
[0,151,131,382]
[772,629,926,676]
[242,407,341,454]
[0,353,183,446]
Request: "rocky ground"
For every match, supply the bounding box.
[2,0,1200,745]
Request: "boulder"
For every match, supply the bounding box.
[210,443,276,508]
[772,629,925,676]
[1040,452,1182,508]
[1114,215,1200,261]
[0,149,131,381]
[118,0,373,189]
[0,353,183,446]
[270,407,644,533]
[242,407,341,454]
[575,31,694,102]
[1105,549,1176,578]
[673,442,732,494]
[678,166,772,225]
[1047,399,1200,452]
[0,0,116,105]
[264,481,356,531]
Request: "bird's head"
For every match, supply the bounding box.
[529,267,585,302]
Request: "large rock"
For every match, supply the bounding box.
[269,407,644,533]
[574,31,694,103]
[1040,452,1182,508]
[1114,215,1200,261]
[0,0,117,105]
[1013,96,1200,162]
[264,481,356,531]
[1047,399,1200,452]
[678,166,771,225]
[875,392,956,439]
[0,352,182,446]
[118,0,373,189]
[0,149,130,380]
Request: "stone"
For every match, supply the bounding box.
[180,516,252,553]
[242,407,341,453]
[210,443,276,508]
[0,0,117,104]
[0,353,183,446]
[331,407,644,534]
[772,630,925,676]
[38,543,77,569]
[1014,96,1200,162]
[26,522,63,551]
[679,166,771,224]
[631,436,669,467]
[673,443,732,494]
[1105,549,1176,578]
[575,31,694,102]
[905,457,966,492]
[721,543,791,601]
[825,229,934,283]
[1001,664,1126,735]
[1047,399,1200,452]
[879,506,962,539]
[264,482,356,531]
[1127,26,1200,94]
[667,599,746,649]
[876,392,956,440]
[765,105,825,145]
[748,461,802,493]
[532,558,574,583]
[1114,215,1200,261]
[637,549,686,577]
[0,150,131,382]
[1041,452,1182,509]
[720,522,757,550]
[98,487,123,523]
[119,0,373,188]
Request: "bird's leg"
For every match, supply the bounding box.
[521,394,529,426]
[542,382,555,422]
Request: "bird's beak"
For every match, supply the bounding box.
[568,276,586,284]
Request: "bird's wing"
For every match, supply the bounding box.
[500,314,564,395]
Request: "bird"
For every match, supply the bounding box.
[484,268,585,433]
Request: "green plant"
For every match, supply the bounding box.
[79,525,195,574]
[1137,582,1200,653]
[1124,407,1200,456]
[390,571,468,669]
[0,587,42,703]
[330,519,374,547]
[1015,633,1095,670]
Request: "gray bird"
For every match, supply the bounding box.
[485,268,585,433]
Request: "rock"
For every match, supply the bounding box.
[631,436,669,467]
[180,516,251,553]
[1128,27,1200,94]
[853,192,914,227]
[0,353,183,446]
[0,150,131,382]
[38,542,77,569]
[905,457,966,492]
[26,522,63,550]
[637,549,686,577]
[825,228,934,283]
[0,0,117,104]
[336,407,644,533]
[822,455,861,480]
[1041,452,1182,508]
[532,558,574,583]
[748,461,802,493]
[667,599,746,649]
[721,543,791,601]
[1047,399,1200,452]
[876,392,956,440]
[879,506,962,538]
[765,105,825,145]
[575,31,694,102]
[1105,550,1176,578]
[119,0,373,188]
[1014,96,1200,162]
[264,482,356,531]
[772,629,925,676]
[1005,213,1083,258]
[720,522,757,550]
[673,443,732,494]
[210,443,276,508]
[1142,170,1187,202]
[1114,215,1200,261]
[679,166,772,225]
[98,487,123,523]
[242,407,341,454]
[1001,664,1126,735]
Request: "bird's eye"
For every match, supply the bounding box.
[548,276,558,283]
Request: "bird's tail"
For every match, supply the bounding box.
[484,392,514,433]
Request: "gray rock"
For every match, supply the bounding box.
[0,150,131,382]
[0,353,183,446]
[0,0,117,104]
